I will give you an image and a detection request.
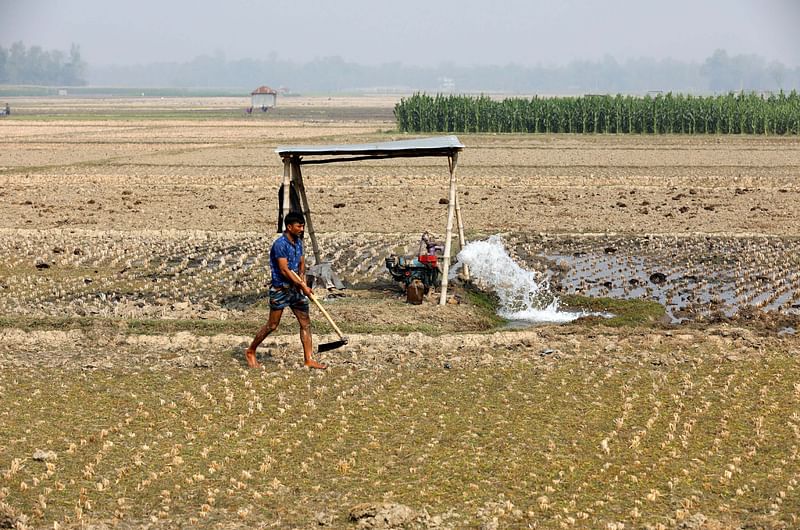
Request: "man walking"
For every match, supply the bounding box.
[245,211,327,369]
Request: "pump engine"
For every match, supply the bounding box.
[385,232,443,304]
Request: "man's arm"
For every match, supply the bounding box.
[277,257,312,296]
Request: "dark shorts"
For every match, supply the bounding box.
[269,286,309,312]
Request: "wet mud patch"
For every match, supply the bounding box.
[505,233,800,323]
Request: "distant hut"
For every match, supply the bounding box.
[251,86,277,111]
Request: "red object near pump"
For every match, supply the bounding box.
[418,254,438,267]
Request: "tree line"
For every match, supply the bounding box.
[87,49,800,94]
[395,92,800,135]
[2,44,798,95]
[0,42,87,86]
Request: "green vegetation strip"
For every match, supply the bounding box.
[561,295,667,327]
[463,287,508,328]
[395,92,800,134]
[0,293,663,337]
[2,352,798,527]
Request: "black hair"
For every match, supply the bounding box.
[284,211,305,226]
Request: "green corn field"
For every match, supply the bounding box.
[394,91,800,134]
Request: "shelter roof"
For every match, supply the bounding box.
[251,86,277,95]
[275,135,464,163]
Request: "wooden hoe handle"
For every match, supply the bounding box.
[287,270,346,339]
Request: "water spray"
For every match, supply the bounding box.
[454,235,583,323]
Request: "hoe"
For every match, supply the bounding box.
[288,270,348,352]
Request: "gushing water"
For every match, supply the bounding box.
[454,235,583,323]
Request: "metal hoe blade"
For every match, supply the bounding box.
[318,337,349,353]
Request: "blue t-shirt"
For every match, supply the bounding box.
[270,234,303,287]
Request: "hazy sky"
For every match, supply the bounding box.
[2,0,799,67]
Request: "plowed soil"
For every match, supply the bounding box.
[1,96,800,529]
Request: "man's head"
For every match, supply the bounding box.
[283,211,305,238]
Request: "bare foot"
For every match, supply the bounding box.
[245,348,261,369]
[304,359,328,370]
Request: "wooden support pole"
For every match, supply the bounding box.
[280,158,291,231]
[291,159,322,264]
[439,153,459,305]
[451,154,469,281]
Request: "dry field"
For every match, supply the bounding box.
[1,96,800,529]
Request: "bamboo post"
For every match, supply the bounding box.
[291,159,322,264]
[280,157,291,231]
[451,154,469,280]
[439,153,459,305]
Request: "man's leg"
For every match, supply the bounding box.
[245,308,283,368]
[292,306,326,369]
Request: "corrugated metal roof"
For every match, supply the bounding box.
[275,135,464,159]
[251,86,277,95]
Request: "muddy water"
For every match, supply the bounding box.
[505,233,800,323]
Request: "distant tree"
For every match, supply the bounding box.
[0,46,7,83]
[0,41,86,86]
[61,44,87,86]
[6,42,26,83]
[701,49,777,92]
[768,61,787,90]
[26,45,47,84]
